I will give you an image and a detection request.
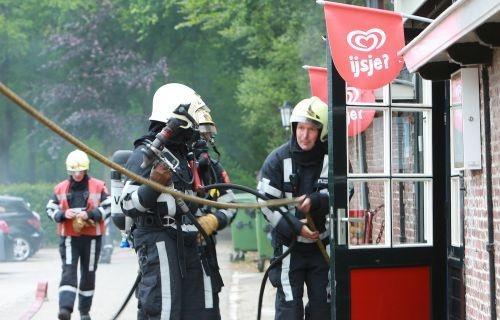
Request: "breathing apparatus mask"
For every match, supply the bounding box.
[141,83,219,171]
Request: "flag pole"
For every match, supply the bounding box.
[316,0,434,24]
[400,13,434,24]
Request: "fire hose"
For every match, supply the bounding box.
[0,82,298,210]
[0,82,330,319]
[110,182,329,320]
[202,183,329,320]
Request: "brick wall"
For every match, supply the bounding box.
[464,48,500,319]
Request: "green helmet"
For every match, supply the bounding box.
[290,96,328,142]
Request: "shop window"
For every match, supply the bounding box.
[347,108,386,175]
[391,179,432,246]
[345,84,386,106]
[390,68,432,106]
[346,73,433,248]
[449,69,472,250]
[347,179,389,247]
[391,110,431,175]
[451,107,464,169]
[450,176,463,247]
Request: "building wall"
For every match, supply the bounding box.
[464,48,500,319]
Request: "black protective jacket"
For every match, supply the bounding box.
[120,136,235,240]
[258,139,329,246]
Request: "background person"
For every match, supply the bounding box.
[46,149,111,320]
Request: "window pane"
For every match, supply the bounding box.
[390,68,423,104]
[451,108,464,169]
[450,176,464,247]
[348,109,385,174]
[392,180,430,245]
[348,180,387,246]
[391,111,428,174]
[346,85,385,105]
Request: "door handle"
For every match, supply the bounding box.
[340,217,365,223]
[337,208,347,245]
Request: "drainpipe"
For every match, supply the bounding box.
[481,64,497,320]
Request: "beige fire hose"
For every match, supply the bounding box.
[0,82,299,209]
[0,81,328,260]
[305,212,330,263]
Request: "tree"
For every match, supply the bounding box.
[176,1,327,175]
[36,1,168,164]
[0,0,90,182]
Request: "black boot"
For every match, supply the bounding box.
[58,309,71,320]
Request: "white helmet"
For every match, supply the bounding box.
[290,96,328,142]
[150,83,216,135]
[66,150,90,172]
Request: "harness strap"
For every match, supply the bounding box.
[175,218,186,278]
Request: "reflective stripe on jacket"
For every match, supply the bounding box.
[55,178,107,236]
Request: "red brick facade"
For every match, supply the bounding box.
[464,48,500,319]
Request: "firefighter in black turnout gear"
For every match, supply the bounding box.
[120,83,235,320]
[258,97,330,320]
[46,149,111,320]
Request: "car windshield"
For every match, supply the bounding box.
[0,199,30,214]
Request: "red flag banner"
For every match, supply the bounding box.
[304,66,376,136]
[346,86,376,137]
[306,66,328,103]
[322,1,405,89]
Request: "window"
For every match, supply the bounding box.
[450,176,463,247]
[347,71,433,248]
[0,199,30,213]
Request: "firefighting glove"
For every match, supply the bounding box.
[72,217,95,233]
[197,214,219,243]
[150,162,173,186]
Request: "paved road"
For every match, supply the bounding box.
[0,235,276,320]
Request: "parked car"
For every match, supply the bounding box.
[0,195,44,261]
[0,220,9,261]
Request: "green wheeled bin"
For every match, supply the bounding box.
[230,193,258,262]
[255,211,273,272]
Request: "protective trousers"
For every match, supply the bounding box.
[268,243,330,320]
[134,228,222,320]
[58,235,102,314]
[100,216,114,263]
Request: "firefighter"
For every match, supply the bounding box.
[46,149,111,320]
[119,83,235,320]
[258,96,330,319]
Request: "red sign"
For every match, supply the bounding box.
[306,66,328,103]
[323,2,405,89]
[346,86,376,137]
[305,66,376,136]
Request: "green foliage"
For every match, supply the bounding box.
[175,0,325,171]
[0,183,58,246]
[1,0,377,195]
[215,146,256,188]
